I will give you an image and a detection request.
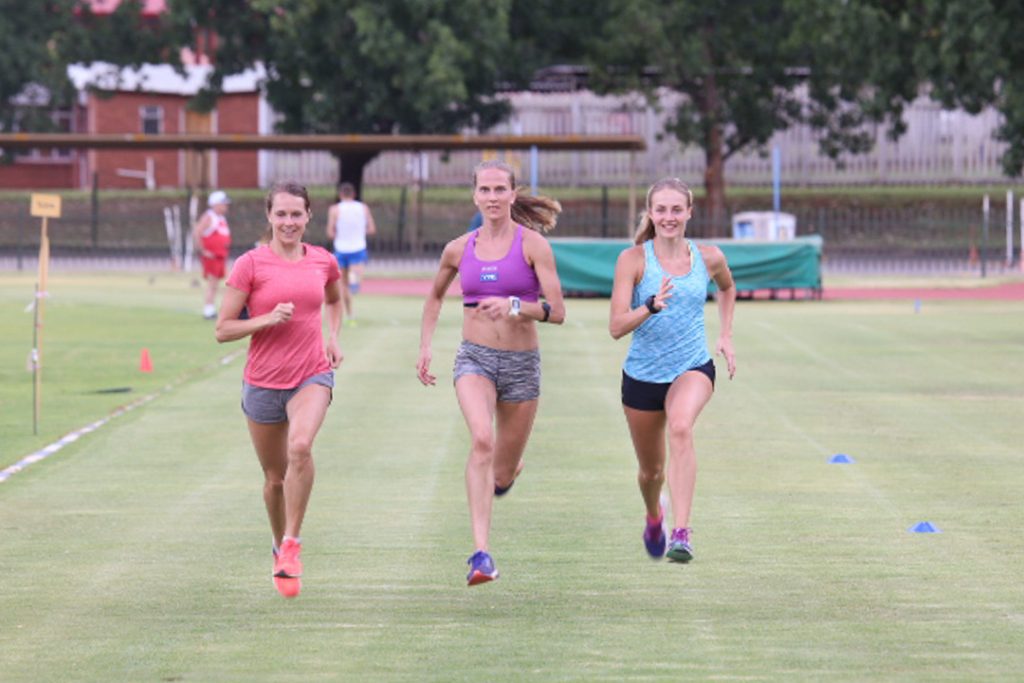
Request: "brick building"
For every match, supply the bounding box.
[0,63,264,191]
[65,62,265,191]
[0,0,265,192]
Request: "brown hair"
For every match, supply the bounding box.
[337,182,356,199]
[265,181,311,214]
[472,160,561,233]
[634,177,694,244]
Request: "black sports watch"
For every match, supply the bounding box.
[645,294,660,314]
[541,301,552,322]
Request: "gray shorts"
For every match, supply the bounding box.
[241,371,334,424]
[453,341,541,403]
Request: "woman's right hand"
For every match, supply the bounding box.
[266,302,294,326]
[416,348,436,386]
[652,276,673,311]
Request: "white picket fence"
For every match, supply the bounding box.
[259,91,1012,188]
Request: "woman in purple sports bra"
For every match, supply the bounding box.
[417,160,566,586]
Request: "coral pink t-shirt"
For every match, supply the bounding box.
[226,244,341,389]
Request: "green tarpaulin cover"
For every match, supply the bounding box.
[550,235,822,296]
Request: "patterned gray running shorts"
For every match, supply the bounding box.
[241,371,334,424]
[453,341,541,403]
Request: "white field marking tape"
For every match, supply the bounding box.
[0,349,244,484]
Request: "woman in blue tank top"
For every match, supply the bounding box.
[416,161,566,586]
[609,177,737,564]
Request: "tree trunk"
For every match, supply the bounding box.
[703,131,728,238]
[700,20,728,238]
[335,150,379,199]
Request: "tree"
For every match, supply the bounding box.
[505,1,607,88]
[169,0,517,197]
[0,1,169,139]
[586,0,920,234]
[899,0,1024,176]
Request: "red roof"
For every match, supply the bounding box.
[86,0,166,16]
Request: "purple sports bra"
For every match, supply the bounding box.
[460,225,541,304]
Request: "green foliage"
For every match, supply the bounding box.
[167,1,516,190]
[0,0,79,133]
[0,1,169,136]
[900,0,1024,177]
[585,0,928,225]
[505,1,611,86]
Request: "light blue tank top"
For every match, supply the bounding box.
[623,240,711,383]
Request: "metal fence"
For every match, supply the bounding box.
[2,190,1021,276]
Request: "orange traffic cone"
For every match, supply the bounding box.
[139,348,153,373]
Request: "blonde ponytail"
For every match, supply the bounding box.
[513,192,561,233]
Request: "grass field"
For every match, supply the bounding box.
[1,271,1023,681]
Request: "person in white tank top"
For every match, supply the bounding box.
[325,182,377,324]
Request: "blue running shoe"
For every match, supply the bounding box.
[466,550,499,586]
[666,527,693,563]
[643,510,667,559]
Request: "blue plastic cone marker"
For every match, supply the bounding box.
[829,453,854,464]
[914,299,922,314]
[909,521,941,533]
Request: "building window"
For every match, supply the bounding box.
[141,105,163,134]
[11,108,74,161]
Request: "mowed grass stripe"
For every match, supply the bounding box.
[1,278,1023,680]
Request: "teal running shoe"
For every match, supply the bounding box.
[666,527,693,563]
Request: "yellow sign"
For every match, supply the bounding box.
[30,194,62,218]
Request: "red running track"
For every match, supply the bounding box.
[362,278,1024,301]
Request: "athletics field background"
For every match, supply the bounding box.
[1,270,1022,681]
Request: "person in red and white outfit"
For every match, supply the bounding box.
[193,190,232,319]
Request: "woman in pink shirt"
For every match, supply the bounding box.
[417,161,567,586]
[216,181,343,599]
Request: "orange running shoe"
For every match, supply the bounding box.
[274,538,303,578]
[272,544,302,598]
[274,575,302,598]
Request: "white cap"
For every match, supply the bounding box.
[208,190,230,207]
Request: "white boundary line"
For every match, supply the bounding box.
[0,350,243,484]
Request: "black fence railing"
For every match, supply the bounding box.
[2,190,1020,274]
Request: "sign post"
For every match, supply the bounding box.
[29,193,61,434]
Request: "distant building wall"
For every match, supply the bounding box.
[88,91,184,189]
[0,160,76,189]
[214,93,259,188]
[79,90,260,190]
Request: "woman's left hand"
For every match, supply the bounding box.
[717,336,736,379]
[326,340,344,368]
